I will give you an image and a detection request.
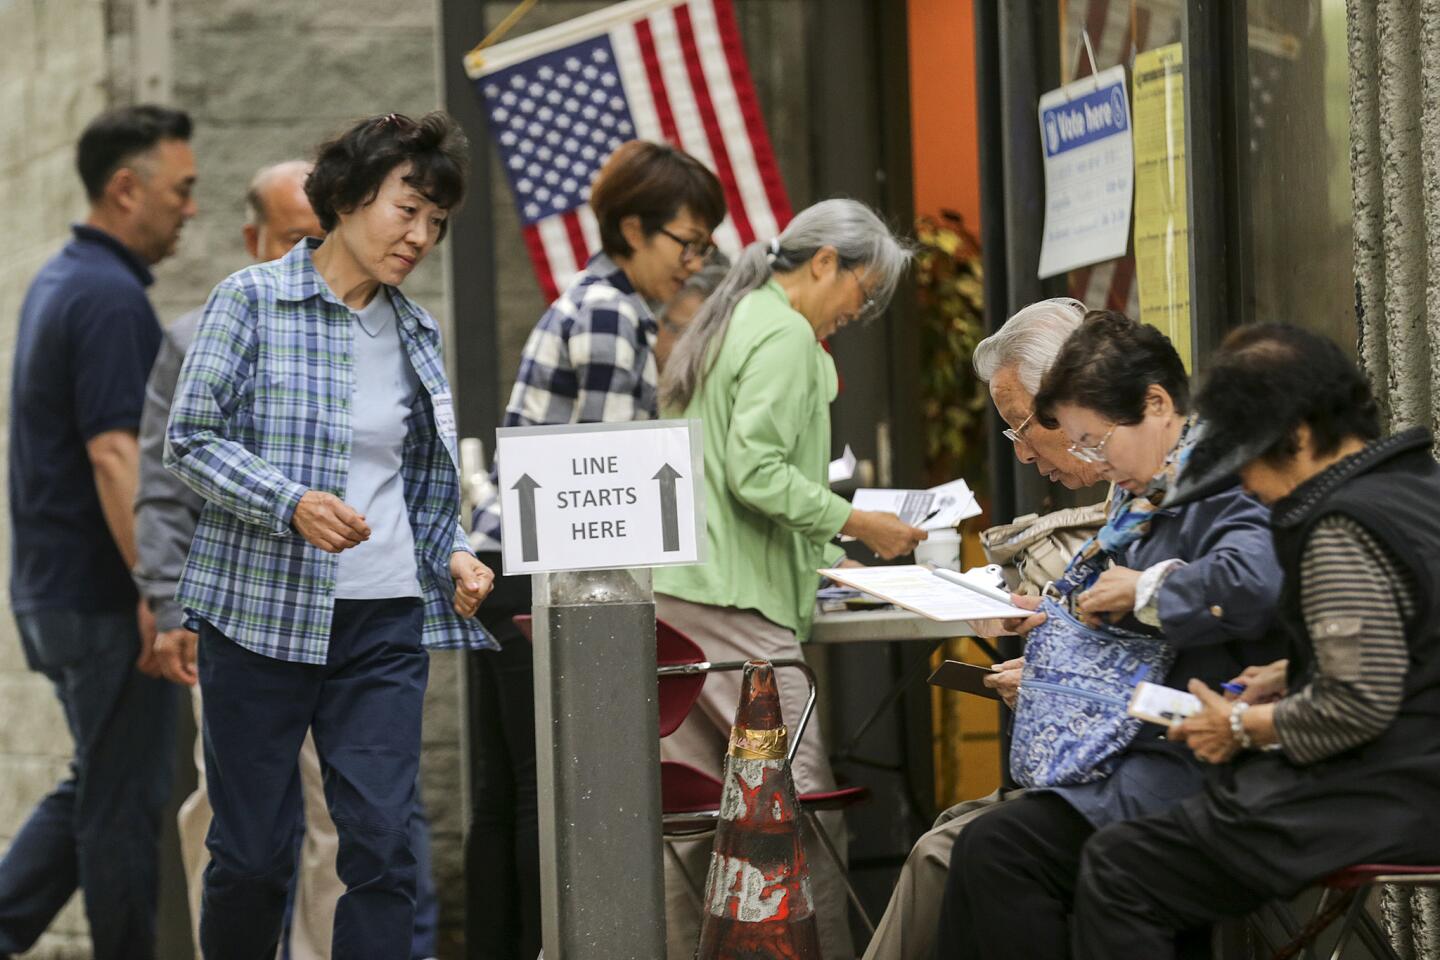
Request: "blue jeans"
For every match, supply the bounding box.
[198,598,428,960]
[0,608,176,960]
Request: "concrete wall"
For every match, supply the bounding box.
[0,0,112,955]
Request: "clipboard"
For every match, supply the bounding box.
[927,660,1002,701]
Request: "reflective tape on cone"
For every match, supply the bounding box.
[693,660,821,960]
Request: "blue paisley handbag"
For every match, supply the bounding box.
[1008,596,1174,788]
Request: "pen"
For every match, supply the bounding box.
[919,508,941,525]
[1221,681,1246,696]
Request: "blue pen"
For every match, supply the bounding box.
[1221,681,1246,696]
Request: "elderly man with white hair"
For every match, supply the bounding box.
[860,297,1107,960]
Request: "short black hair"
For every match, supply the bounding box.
[305,112,469,240]
[1190,324,1380,473]
[1034,310,1190,428]
[76,105,193,201]
[589,140,727,257]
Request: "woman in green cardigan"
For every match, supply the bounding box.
[654,198,923,957]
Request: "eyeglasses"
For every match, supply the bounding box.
[1002,410,1036,446]
[1068,423,1119,464]
[845,267,878,321]
[658,227,716,264]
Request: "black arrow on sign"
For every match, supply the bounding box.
[653,463,682,552]
[512,473,542,562]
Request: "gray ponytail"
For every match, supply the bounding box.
[660,198,911,412]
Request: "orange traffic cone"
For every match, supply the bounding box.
[693,660,821,959]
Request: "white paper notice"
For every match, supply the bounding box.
[1037,64,1134,279]
[850,479,981,531]
[828,445,857,485]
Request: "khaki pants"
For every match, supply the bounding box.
[859,787,1026,960]
[178,685,343,960]
[656,595,855,960]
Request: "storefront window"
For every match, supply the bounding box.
[1242,0,1355,353]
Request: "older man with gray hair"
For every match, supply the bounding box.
[860,297,1108,960]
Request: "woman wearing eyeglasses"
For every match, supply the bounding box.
[653,198,924,958]
[934,310,1286,960]
[464,139,726,960]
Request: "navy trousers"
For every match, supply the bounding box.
[0,608,175,960]
[198,598,428,960]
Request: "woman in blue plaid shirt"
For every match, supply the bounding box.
[165,113,492,958]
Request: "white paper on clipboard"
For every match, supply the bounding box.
[818,565,1030,623]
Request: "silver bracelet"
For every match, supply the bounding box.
[1229,700,1253,751]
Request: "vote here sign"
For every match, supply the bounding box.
[1036,63,1133,279]
[494,419,705,574]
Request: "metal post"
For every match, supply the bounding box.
[531,568,665,958]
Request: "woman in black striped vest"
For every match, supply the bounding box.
[1073,324,1440,959]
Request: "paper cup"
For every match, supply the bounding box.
[914,528,962,571]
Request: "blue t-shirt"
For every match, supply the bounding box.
[334,290,423,599]
[8,225,163,613]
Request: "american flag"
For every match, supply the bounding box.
[465,0,793,301]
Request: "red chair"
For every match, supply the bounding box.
[654,618,875,936]
[512,614,874,932]
[1260,865,1440,960]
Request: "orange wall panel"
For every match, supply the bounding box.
[907,0,982,235]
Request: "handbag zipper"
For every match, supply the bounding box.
[1023,678,1130,710]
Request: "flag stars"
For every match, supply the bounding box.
[537,65,554,81]
[536,187,551,201]
[483,83,500,98]
[582,65,599,80]
[617,120,633,135]
[544,170,561,185]
[547,90,564,105]
[528,83,544,97]
[575,81,591,96]
[601,73,618,88]
[557,74,573,89]
[499,131,518,147]
[520,98,536,113]
[592,48,610,63]
[500,91,518,107]
[509,74,527,89]
[545,131,563,146]
[517,178,533,193]
[525,202,541,218]
[492,107,509,123]
[537,146,554,161]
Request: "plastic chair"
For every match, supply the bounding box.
[654,618,875,936]
[1258,865,1440,960]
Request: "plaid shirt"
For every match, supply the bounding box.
[166,239,491,664]
[472,253,657,550]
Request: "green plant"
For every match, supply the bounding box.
[914,211,988,491]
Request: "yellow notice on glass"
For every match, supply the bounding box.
[1132,43,1192,371]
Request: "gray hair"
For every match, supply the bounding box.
[972,297,1086,393]
[661,198,912,411]
[660,255,731,328]
[244,159,312,226]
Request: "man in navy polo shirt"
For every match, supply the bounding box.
[3,104,196,960]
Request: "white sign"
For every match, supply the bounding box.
[1037,64,1134,279]
[495,419,705,574]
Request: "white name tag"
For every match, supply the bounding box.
[433,391,457,439]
